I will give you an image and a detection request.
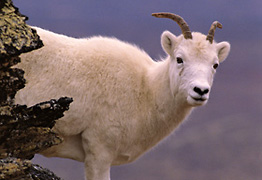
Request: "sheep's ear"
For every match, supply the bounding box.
[161,31,178,57]
[216,41,231,63]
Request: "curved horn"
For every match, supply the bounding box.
[206,21,222,44]
[152,12,192,39]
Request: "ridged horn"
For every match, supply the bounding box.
[206,21,222,44]
[152,12,193,39]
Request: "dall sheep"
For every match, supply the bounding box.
[15,12,231,180]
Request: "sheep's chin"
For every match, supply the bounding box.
[187,96,208,106]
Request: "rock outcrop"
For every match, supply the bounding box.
[0,0,72,179]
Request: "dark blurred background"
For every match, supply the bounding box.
[13,0,262,179]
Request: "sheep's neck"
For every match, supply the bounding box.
[146,59,193,147]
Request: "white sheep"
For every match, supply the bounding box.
[15,12,230,180]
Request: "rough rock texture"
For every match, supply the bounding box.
[0,97,73,160]
[0,158,61,180]
[0,0,43,59]
[0,64,25,106]
[0,0,72,179]
[0,0,43,105]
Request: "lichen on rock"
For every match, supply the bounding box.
[0,157,61,180]
[0,0,43,59]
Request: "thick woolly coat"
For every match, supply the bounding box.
[15,27,230,180]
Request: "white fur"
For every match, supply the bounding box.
[15,27,230,180]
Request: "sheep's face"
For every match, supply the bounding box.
[161,31,230,106]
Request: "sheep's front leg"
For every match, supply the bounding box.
[84,156,111,180]
[82,131,112,180]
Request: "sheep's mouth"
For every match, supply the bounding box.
[191,96,207,102]
[187,95,208,106]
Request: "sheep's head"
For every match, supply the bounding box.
[152,12,230,106]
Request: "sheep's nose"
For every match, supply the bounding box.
[193,86,209,96]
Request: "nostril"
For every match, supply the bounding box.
[193,87,209,96]
[203,89,209,94]
[193,87,202,95]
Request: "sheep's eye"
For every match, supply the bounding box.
[213,63,219,69]
[176,57,183,64]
